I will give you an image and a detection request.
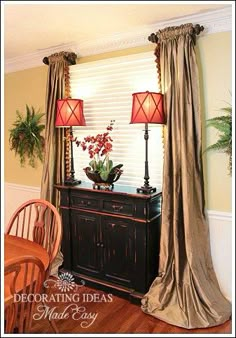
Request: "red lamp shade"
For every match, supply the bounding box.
[55,98,86,127]
[130,91,165,124]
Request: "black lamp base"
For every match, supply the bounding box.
[137,186,156,194]
[64,177,81,186]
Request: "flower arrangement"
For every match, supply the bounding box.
[72,120,123,183]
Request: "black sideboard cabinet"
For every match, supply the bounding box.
[55,183,162,303]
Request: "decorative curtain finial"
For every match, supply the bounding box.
[42,51,77,66]
[148,23,204,45]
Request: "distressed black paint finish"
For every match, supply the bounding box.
[55,183,162,303]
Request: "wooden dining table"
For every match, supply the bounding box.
[4,234,50,303]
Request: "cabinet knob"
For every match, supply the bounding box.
[112,204,123,212]
[80,200,91,206]
[100,243,104,248]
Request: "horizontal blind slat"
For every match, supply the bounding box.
[70,51,163,188]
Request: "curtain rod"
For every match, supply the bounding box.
[148,24,204,43]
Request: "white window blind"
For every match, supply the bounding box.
[70,51,163,189]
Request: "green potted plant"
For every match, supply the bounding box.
[9,105,45,168]
[206,102,232,175]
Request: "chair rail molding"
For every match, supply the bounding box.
[4,182,232,300]
[5,7,232,74]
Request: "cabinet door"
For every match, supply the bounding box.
[71,210,101,276]
[101,216,135,287]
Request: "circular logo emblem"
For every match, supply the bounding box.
[56,272,76,292]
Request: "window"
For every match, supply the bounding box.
[70,51,163,189]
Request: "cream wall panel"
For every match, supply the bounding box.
[4,183,40,227]
[207,211,232,301]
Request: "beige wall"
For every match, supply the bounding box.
[4,66,47,186]
[197,32,232,212]
[4,31,232,211]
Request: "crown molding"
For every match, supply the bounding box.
[5,6,232,74]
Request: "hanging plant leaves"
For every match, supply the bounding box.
[206,103,232,175]
[9,105,45,168]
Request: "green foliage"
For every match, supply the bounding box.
[206,104,232,175]
[89,158,122,181]
[9,105,45,168]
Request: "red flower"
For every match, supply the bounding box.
[73,120,116,162]
[71,120,123,181]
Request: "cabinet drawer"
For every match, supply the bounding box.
[102,198,134,216]
[71,193,99,211]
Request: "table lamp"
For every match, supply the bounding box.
[55,98,86,185]
[130,91,165,194]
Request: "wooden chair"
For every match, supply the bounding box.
[4,255,45,333]
[6,199,63,333]
[6,199,62,277]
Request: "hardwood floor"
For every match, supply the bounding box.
[30,284,232,334]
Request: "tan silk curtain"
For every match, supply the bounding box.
[40,51,77,275]
[141,24,231,329]
[41,51,74,203]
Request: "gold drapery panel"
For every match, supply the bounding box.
[141,23,231,329]
[40,51,77,275]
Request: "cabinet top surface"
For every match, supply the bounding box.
[55,182,162,199]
